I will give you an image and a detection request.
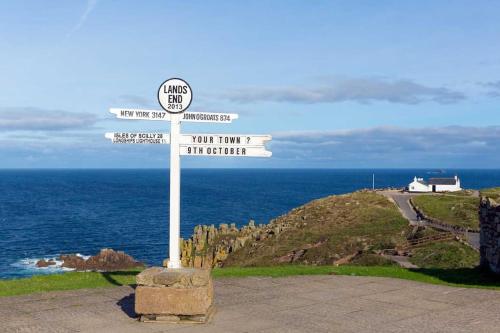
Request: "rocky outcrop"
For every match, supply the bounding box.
[179,217,298,268]
[479,198,500,274]
[55,249,144,271]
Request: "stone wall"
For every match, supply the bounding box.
[479,197,500,274]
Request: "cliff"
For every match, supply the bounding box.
[179,191,411,268]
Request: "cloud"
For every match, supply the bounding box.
[0,107,99,131]
[0,125,498,168]
[270,126,500,167]
[67,0,99,38]
[115,94,155,108]
[480,80,500,97]
[223,78,465,105]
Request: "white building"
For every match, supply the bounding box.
[407,175,462,193]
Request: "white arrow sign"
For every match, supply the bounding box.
[180,145,272,157]
[110,108,170,121]
[105,133,272,147]
[180,134,271,146]
[179,111,238,123]
[105,132,170,144]
[110,108,238,123]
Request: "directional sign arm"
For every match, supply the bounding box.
[180,145,271,157]
[105,132,170,144]
[180,134,271,146]
[180,112,239,123]
[109,108,238,124]
[109,108,171,121]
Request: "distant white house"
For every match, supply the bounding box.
[407,175,462,193]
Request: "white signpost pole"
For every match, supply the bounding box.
[157,78,192,270]
[168,114,182,268]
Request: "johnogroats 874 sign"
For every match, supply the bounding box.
[106,78,272,269]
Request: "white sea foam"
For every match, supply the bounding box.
[12,254,90,274]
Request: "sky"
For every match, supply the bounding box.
[0,0,499,168]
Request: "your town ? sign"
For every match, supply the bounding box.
[105,78,272,269]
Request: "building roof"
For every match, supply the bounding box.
[428,178,457,185]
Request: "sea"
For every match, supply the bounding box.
[1,168,500,279]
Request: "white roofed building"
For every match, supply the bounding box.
[407,176,462,193]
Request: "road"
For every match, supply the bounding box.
[379,191,421,224]
[1,275,499,332]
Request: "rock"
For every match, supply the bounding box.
[219,223,229,234]
[193,255,203,268]
[333,251,361,266]
[60,254,86,270]
[276,249,306,263]
[83,249,144,271]
[135,267,214,319]
[136,284,213,316]
[136,267,164,286]
[35,259,56,268]
[292,249,306,261]
[208,225,217,243]
[59,249,143,271]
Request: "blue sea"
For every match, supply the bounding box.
[1,169,500,279]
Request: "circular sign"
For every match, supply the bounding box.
[157,78,192,114]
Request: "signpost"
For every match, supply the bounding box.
[106,78,272,269]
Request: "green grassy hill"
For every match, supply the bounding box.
[410,241,479,269]
[223,191,410,267]
[411,193,480,229]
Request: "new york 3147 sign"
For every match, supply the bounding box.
[105,78,272,269]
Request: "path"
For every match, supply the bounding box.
[379,190,421,224]
[1,275,499,333]
[381,255,419,269]
[380,190,480,250]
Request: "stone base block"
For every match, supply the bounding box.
[139,306,215,323]
[135,267,214,322]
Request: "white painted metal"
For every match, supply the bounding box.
[109,108,238,123]
[158,78,192,114]
[109,108,171,121]
[180,134,271,146]
[179,112,238,123]
[168,114,182,269]
[105,132,170,144]
[180,145,272,157]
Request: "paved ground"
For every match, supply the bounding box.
[1,275,499,333]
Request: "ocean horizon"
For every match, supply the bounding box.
[2,168,499,279]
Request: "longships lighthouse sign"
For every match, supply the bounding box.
[105,78,272,269]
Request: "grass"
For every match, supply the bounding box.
[0,270,140,297]
[481,187,500,202]
[412,194,480,229]
[2,264,499,298]
[410,241,479,269]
